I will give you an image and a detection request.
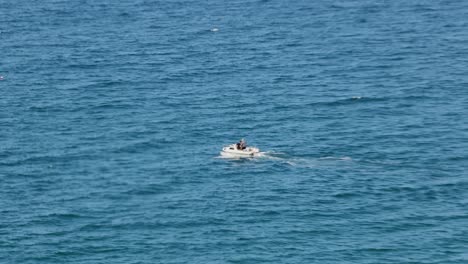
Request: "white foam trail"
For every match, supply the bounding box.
[216,150,353,167]
[318,156,352,161]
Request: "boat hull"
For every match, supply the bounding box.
[220,145,260,157]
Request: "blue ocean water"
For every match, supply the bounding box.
[2,0,468,263]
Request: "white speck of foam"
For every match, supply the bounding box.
[211,28,219,32]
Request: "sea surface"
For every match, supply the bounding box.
[2,0,468,263]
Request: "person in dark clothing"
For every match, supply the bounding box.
[239,139,246,150]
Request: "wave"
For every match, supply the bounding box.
[304,95,435,108]
[311,96,390,107]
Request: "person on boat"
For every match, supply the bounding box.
[239,138,246,150]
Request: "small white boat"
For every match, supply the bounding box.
[220,144,260,157]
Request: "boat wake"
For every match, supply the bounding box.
[216,150,352,167]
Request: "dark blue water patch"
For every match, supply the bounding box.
[3,0,468,263]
